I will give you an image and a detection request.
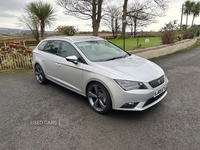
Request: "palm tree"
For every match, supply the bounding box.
[180,4,185,31]
[25,1,56,39]
[191,2,200,26]
[184,0,195,30]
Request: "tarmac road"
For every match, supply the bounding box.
[1,43,200,150]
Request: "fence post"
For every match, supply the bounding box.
[4,42,6,47]
[23,41,25,46]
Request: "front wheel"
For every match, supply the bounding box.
[35,64,48,84]
[87,82,112,114]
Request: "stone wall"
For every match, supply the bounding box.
[129,38,197,59]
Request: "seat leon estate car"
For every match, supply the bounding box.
[32,36,168,114]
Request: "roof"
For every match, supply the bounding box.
[46,36,105,43]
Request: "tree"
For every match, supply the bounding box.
[191,2,200,26]
[25,1,56,39]
[184,0,195,30]
[55,25,77,36]
[153,0,169,10]
[122,0,168,37]
[18,15,40,43]
[56,0,104,36]
[127,1,161,37]
[104,6,121,36]
[180,4,184,31]
[122,0,128,37]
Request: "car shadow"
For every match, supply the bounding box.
[43,80,163,120]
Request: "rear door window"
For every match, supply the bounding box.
[44,41,61,54]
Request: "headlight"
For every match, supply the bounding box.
[115,80,147,91]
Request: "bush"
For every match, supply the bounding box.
[183,32,194,39]
[187,25,200,37]
[55,25,77,36]
[197,30,200,37]
[160,20,179,44]
[0,41,33,54]
[161,31,175,44]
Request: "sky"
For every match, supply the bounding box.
[0,0,199,32]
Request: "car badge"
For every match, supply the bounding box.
[158,79,161,84]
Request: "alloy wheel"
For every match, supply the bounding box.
[35,64,47,84]
[87,82,111,113]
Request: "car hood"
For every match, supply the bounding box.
[94,55,164,82]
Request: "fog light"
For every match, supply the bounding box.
[121,102,139,108]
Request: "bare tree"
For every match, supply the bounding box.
[127,0,163,37]
[18,14,40,43]
[56,0,104,36]
[104,6,122,36]
[122,0,128,37]
[122,0,169,36]
[153,0,169,10]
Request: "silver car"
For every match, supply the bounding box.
[32,36,168,114]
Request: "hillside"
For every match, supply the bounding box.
[0,28,26,34]
[0,28,55,34]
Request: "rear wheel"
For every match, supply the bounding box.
[35,64,48,84]
[87,82,112,114]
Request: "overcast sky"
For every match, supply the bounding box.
[0,0,199,32]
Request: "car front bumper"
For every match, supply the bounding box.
[110,76,169,111]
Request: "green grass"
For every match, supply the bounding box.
[30,47,36,49]
[108,37,162,51]
[2,35,9,38]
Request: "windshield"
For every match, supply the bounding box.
[75,40,129,62]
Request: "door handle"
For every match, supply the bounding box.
[41,58,45,61]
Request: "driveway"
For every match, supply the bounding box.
[1,43,200,150]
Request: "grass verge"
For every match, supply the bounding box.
[109,37,162,51]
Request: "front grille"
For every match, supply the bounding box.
[149,75,164,88]
[143,91,165,107]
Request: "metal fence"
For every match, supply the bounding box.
[0,54,33,72]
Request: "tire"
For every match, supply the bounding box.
[87,82,112,114]
[35,64,48,84]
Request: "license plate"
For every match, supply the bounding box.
[154,86,166,97]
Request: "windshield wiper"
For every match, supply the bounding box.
[106,54,129,61]
[106,56,123,61]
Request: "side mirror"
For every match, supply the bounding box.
[66,55,78,64]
